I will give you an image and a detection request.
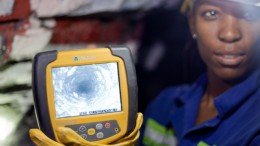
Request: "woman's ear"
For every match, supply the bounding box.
[188,12,197,39]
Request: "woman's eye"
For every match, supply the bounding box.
[202,10,218,20]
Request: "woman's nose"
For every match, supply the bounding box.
[218,16,242,43]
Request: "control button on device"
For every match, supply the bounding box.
[96,123,103,130]
[79,126,87,132]
[81,134,88,139]
[115,128,119,133]
[105,123,111,128]
[96,132,104,139]
[88,128,96,135]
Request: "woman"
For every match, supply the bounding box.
[141,0,260,145]
[29,0,260,145]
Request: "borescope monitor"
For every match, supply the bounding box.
[32,46,138,144]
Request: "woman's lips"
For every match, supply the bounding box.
[214,53,245,67]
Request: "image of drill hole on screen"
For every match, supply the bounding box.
[32,46,138,144]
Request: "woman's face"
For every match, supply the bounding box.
[189,0,260,83]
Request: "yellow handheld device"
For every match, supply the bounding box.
[32,46,138,144]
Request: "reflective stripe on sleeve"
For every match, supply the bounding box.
[197,141,217,146]
[142,118,178,146]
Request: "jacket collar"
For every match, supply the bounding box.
[215,69,260,117]
[176,73,207,105]
[176,69,260,117]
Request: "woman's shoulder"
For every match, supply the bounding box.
[152,85,191,104]
[150,73,207,107]
[144,84,192,118]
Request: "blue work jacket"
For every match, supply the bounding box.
[140,70,260,146]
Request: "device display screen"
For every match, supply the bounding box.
[52,62,122,118]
